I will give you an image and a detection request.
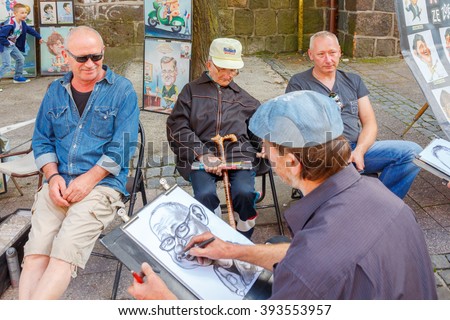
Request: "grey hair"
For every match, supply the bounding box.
[160,56,177,68]
[64,26,104,50]
[309,31,339,50]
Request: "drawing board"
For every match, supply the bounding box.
[121,186,263,300]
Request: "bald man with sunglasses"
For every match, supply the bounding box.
[19,26,139,299]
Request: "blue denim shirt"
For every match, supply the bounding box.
[32,65,139,196]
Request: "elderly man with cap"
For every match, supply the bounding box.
[133,91,436,299]
[167,38,261,239]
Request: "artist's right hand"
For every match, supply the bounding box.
[186,232,233,263]
[198,155,224,176]
[48,175,70,207]
[127,262,177,300]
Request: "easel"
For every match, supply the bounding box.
[401,103,429,137]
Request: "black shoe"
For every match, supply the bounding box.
[238,228,254,240]
[291,188,303,200]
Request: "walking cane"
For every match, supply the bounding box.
[211,133,237,229]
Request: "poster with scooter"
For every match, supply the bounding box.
[144,0,192,41]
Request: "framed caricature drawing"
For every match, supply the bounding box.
[56,1,74,24]
[40,26,71,75]
[39,1,57,25]
[144,0,192,41]
[143,38,191,114]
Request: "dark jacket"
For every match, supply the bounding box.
[166,72,261,180]
[0,20,41,53]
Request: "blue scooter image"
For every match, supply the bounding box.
[147,1,185,33]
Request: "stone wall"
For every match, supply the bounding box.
[217,0,299,54]
[71,0,400,62]
[338,0,399,57]
[74,0,145,69]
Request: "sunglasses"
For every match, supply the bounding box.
[329,92,344,110]
[66,50,103,63]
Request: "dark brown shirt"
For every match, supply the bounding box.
[270,165,437,299]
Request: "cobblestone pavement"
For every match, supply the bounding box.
[1,54,449,299]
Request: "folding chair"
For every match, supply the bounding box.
[253,158,284,235]
[91,121,147,299]
[0,147,43,196]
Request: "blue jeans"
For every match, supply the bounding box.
[0,44,25,79]
[190,169,258,233]
[351,140,422,199]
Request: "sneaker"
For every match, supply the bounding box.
[0,88,2,92]
[13,77,30,84]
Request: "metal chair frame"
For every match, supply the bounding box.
[0,146,43,196]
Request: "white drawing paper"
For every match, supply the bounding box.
[418,138,450,177]
[122,186,262,300]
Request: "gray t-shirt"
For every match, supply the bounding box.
[286,68,370,143]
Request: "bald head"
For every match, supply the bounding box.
[64,26,104,51]
[309,31,339,50]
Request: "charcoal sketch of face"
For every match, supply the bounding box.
[150,202,209,269]
[440,89,450,120]
[432,145,450,171]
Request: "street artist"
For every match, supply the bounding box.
[130,91,437,300]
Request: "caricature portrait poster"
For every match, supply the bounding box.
[395,0,450,139]
[1,34,36,78]
[143,38,191,114]
[0,0,35,25]
[40,26,71,75]
[144,0,192,41]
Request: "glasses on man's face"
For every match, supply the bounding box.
[329,92,344,110]
[213,63,239,76]
[159,213,191,252]
[66,49,103,63]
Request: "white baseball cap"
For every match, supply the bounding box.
[209,38,244,70]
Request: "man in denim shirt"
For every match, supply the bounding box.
[19,26,139,299]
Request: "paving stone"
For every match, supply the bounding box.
[438,269,450,285]
[176,176,191,187]
[437,286,450,299]
[145,167,160,179]
[435,273,446,287]
[147,177,162,189]
[431,255,450,269]
[161,165,176,177]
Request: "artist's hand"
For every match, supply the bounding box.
[198,155,224,176]
[38,39,44,44]
[48,175,70,207]
[62,172,97,203]
[349,148,365,171]
[127,262,177,300]
[186,232,233,263]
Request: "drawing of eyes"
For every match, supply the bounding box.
[160,236,176,251]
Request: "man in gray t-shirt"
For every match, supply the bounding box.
[286,31,422,199]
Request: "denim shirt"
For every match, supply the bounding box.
[32,65,140,196]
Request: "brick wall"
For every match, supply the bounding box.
[217,0,299,54]
[338,0,399,57]
[72,0,401,60]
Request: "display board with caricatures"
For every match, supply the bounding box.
[395,0,450,138]
[143,38,191,114]
[143,0,192,114]
[38,1,74,76]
